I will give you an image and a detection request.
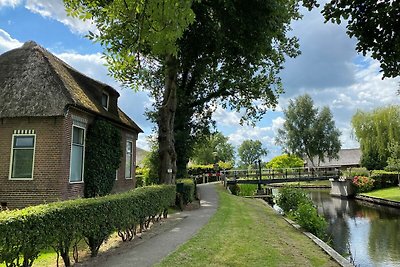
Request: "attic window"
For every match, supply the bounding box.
[102,92,109,110]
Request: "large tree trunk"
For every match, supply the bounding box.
[158,55,178,184]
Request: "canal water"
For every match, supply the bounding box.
[305,189,400,267]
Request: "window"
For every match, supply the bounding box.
[70,126,85,182]
[10,135,35,179]
[125,140,133,179]
[101,93,109,110]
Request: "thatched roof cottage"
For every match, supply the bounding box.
[0,41,143,209]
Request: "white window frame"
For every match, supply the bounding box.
[115,169,118,180]
[69,125,86,183]
[9,133,36,180]
[101,92,109,111]
[125,140,133,179]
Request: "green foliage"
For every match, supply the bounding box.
[352,176,375,193]
[266,154,303,169]
[342,167,370,178]
[187,161,233,175]
[176,179,196,205]
[370,170,399,189]
[276,186,312,213]
[386,141,400,172]
[191,132,235,165]
[276,94,341,167]
[322,1,400,79]
[237,184,258,197]
[294,202,327,239]
[84,119,122,198]
[238,140,268,167]
[0,185,175,267]
[140,137,160,185]
[352,106,400,170]
[228,184,241,196]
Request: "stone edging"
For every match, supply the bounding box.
[355,195,400,208]
[257,199,353,267]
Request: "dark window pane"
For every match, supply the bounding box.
[70,145,84,182]
[12,149,34,178]
[14,136,34,148]
[72,127,84,145]
[125,141,132,178]
[102,93,108,108]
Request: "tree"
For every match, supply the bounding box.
[191,132,235,165]
[238,140,267,167]
[266,154,304,169]
[322,1,400,79]
[146,0,320,178]
[276,94,341,167]
[352,106,400,170]
[63,0,196,184]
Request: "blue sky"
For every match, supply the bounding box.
[1,0,399,162]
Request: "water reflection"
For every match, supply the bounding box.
[306,189,400,267]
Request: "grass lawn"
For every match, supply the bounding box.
[361,187,400,202]
[157,185,338,267]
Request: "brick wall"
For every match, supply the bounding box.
[0,110,139,209]
[0,116,65,209]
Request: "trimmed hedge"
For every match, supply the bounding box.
[371,170,399,189]
[176,179,196,205]
[0,185,175,267]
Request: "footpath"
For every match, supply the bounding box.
[77,182,218,267]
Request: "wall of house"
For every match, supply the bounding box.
[0,116,65,209]
[0,110,138,209]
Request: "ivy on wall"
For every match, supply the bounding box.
[84,119,122,198]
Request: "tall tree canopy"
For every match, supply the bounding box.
[266,154,304,169]
[322,1,400,79]
[352,106,400,170]
[64,0,318,183]
[191,132,235,165]
[276,94,341,167]
[238,139,268,167]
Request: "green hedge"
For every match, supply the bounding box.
[176,179,196,206]
[0,185,175,267]
[370,170,399,189]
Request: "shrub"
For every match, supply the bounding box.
[276,186,312,213]
[294,202,327,239]
[352,176,375,193]
[342,167,369,178]
[176,179,196,205]
[371,170,399,189]
[238,184,258,196]
[228,184,241,196]
[0,185,175,267]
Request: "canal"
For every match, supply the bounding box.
[306,189,400,267]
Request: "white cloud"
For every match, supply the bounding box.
[24,0,97,35]
[212,106,241,126]
[0,0,22,8]
[0,29,22,54]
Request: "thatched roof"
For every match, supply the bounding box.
[0,41,142,133]
[305,148,361,168]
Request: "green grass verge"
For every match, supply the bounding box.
[361,187,400,202]
[157,186,338,267]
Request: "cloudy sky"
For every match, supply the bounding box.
[1,1,399,162]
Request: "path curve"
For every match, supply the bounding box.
[80,182,218,267]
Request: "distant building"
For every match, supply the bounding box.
[304,148,361,170]
[0,41,143,209]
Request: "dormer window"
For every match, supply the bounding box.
[102,92,109,110]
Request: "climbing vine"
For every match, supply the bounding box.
[84,119,122,198]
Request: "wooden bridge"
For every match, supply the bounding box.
[192,167,341,185]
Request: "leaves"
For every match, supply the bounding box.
[276,94,341,166]
[238,139,268,167]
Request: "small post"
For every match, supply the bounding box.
[258,159,262,191]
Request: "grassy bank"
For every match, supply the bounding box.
[157,186,338,267]
[271,180,331,187]
[361,187,400,202]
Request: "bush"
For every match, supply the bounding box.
[276,186,312,213]
[371,170,399,189]
[352,176,375,193]
[176,179,196,205]
[0,185,175,267]
[294,202,327,239]
[228,184,241,196]
[342,167,369,178]
[238,184,258,196]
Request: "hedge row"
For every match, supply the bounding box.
[188,162,233,175]
[176,179,196,206]
[0,185,175,267]
[370,170,399,189]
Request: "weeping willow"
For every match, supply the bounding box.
[352,106,400,170]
